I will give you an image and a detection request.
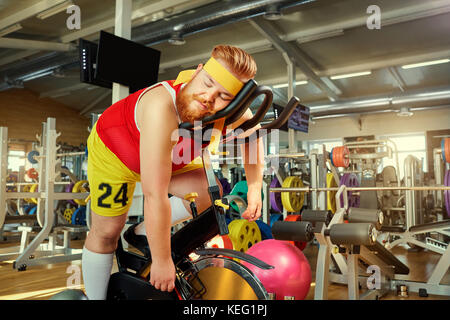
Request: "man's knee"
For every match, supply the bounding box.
[90,225,122,242]
[89,212,127,243]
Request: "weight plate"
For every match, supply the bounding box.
[339,173,359,208]
[230,181,248,213]
[29,206,37,216]
[65,182,77,206]
[27,150,39,164]
[72,206,87,225]
[330,148,334,167]
[223,195,247,221]
[6,173,18,192]
[22,184,33,203]
[229,181,264,213]
[228,219,262,256]
[205,234,234,250]
[30,183,39,204]
[255,220,273,240]
[445,138,450,164]
[269,213,283,227]
[72,180,89,206]
[24,204,33,215]
[270,177,283,212]
[64,208,76,223]
[219,178,232,196]
[336,146,344,167]
[444,170,450,218]
[26,168,39,180]
[326,173,337,213]
[281,176,304,212]
[332,146,350,168]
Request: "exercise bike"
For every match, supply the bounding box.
[52,80,302,300]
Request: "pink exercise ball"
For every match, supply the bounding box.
[242,239,312,300]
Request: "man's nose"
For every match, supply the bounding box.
[204,88,218,102]
[202,90,217,107]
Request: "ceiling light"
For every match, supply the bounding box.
[401,59,450,69]
[264,4,282,21]
[272,80,308,89]
[36,1,74,20]
[296,29,345,44]
[168,33,186,45]
[330,71,372,80]
[52,68,66,78]
[0,23,22,37]
[6,79,24,89]
[397,107,413,117]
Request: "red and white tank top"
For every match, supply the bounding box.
[95,80,221,174]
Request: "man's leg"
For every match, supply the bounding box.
[84,122,139,299]
[82,211,128,300]
[169,167,223,213]
[133,168,222,234]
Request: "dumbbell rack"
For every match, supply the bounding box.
[0,118,89,270]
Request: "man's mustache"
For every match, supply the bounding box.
[192,94,213,110]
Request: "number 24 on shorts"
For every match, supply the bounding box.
[97,183,129,208]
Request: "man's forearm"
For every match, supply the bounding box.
[242,137,265,190]
[144,194,172,261]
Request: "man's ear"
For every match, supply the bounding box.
[192,63,203,77]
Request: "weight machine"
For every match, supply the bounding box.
[0,118,90,270]
[336,137,450,297]
[379,143,450,297]
[270,177,450,298]
[345,139,401,210]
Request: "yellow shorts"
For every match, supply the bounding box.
[87,124,141,216]
[87,124,204,216]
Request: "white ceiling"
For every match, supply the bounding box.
[0,0,449,118]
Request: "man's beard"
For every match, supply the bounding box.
[176,85,214,124]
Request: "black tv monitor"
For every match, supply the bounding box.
[79,38,113,89]
[95,30,161,93]
[288,104,309,133]
[273,103,310,133]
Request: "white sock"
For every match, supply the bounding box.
[81,246,114,300]
[134,196,192,236]
[169,195,193,225]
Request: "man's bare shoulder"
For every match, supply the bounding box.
[136,84,178,131]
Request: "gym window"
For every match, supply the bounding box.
[378,133,427,180]
[8,150,26,172]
